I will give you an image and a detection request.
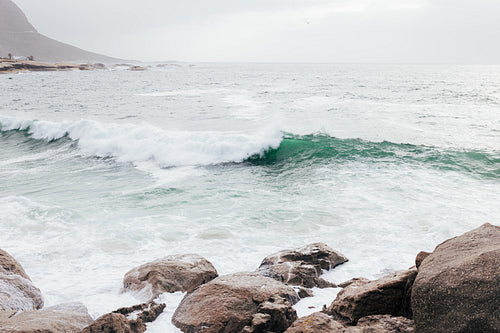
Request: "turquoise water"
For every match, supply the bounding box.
[0,64,499,329]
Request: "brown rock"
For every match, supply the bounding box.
[258,243,348,288]
[80,313,134,333]
[297,287,314,298]
[123,254,218,301]
[326,268,417,324]
[80,302,165,333]
[285,312,345,333]
[243,297,299,333]
[337,278,370,288]
[414,251,430,269]
[0,302,93,333]
[172,272,299,333]
[345,315,415,332]
[411,223,500,333]
[285,313,415,333]
[0,273,43,311]
[0,249,30,280]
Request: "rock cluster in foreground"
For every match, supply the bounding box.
[0,223,498,332]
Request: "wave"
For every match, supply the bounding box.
[0,117,282,167]
[247,134,500,178]
[1,118,498,178]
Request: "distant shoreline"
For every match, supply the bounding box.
[0,58,147,73]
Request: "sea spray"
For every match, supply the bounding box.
[0,117,283,167]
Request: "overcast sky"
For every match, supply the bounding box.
[14,0,500,63]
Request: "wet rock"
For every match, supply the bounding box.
[347,315,415,332]
[123,254,218,301]
[412,223,500,333]
[242,297,298,333]
[80,302,165,333]
[0,302,93,332]
[0,249,30,280]
[337,278,370,288]
[285,313,414,333]
[172,272,299,333]
[325,268,417,324]
[0,273,43,311]
[80,313,133,333]
[414,251,430,269]
[284,312,345,333]
[258,243,348,288]
[297,287,314,298]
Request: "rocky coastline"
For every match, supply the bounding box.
[0,58,148,73]
[0,223,498,332]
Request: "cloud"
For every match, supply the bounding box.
[13,0,500,63]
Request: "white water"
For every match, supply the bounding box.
[0,64,499,331]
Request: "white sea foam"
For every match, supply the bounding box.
[223,93,267,120]
[146,293,185,333]
[139,88,234,97]
[0,117,283,168]
[293,287,341,318]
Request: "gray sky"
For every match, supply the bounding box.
[14,0,500,63]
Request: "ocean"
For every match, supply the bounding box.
[1,63,499,331]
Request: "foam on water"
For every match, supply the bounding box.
[0,116,283,168]
[1,64,499,332]
[138,88,234,97]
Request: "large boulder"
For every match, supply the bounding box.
[0,248,43,312]
[123,254,218,301]
[326,268,417,324]
[0,249,30,280]
[411,223,500,333]
[0,302,93,332]
[80,302,165,333]
[257,243,348,288]
[172,272,299,333]
[0,273,44,311]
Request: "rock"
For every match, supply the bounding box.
[123,254,218,301]
[414,251,430,269]
[0,62,14,71]
[297,287,314,298]
[285,312,345,333]
[129,66,147,71]
[80,313,133,333]
[337,278,370,288]
[14,61,57,71]
[285,313,414,333]
[0,302,93,332]
[243,297,299,333]
[55,63,80,70]
[172,272,299,333]
[325,268,417,324]
[0,249,30,280]
[346,315,415,332]
[80,302,165,333]
[258,243,348,288]
[0,273,43,311]
[79,64,93,71]
[411,223,500,333]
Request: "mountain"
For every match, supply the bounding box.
[0,0,121,63]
